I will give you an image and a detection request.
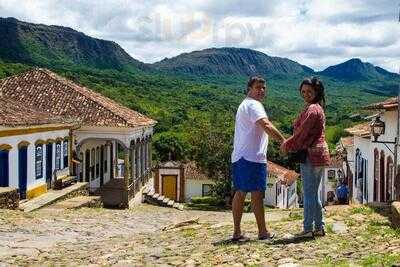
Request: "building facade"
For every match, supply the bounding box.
[344,97,400,204]
[0,69,156,206]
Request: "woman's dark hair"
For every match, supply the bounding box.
[246,76,266,94]
[298,77,326,108]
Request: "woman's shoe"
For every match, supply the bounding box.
[294,231,314,238]
[313,228,325,237]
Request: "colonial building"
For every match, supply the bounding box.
[320,155,345,205]
[0,68,156,207]
[0,98,75,199]
[344,97,400,204]
[153,161,215,203]
[265,161,299,209]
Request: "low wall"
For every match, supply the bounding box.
[0,187,19,210]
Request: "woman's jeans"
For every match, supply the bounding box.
[300,158,324,232]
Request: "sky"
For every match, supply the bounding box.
[0,0,399,72]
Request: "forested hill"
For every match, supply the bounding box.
[0,17,146,71]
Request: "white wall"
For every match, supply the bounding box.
[0,129,69,191]
[79,140,110,192]
[321,167,341,204]
[264,181,298,209]
[185,179,215,201]
[264,183,277,207]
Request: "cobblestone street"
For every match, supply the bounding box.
[0,204,399,266]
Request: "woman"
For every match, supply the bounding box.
[281,77,330,238]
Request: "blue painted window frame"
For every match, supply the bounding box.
[35,144,43,179]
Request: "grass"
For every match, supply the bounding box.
[360,253,400,267]
[350,206,375,215]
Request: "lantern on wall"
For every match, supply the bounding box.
[370,116,385,142]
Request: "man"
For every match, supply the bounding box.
[231,76,285,241]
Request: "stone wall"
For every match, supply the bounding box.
[0,187,19,210]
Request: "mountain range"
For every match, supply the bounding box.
[0,17,398,84]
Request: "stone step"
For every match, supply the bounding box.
[46,196,102,210]
[157,195,165,202]
[19,182,88,212]
[391,202,400,227]
[173,203,184,211]
[153,193,160,199]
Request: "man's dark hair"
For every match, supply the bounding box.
[298,76,326,108]
[246,76,266,94]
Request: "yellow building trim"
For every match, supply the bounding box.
[26,183,47,199]
[0,144,12,151]
[0,124,75,138]
[45,139,55,144]
[35,139,45,145]
[18,141,30,148]
[55,137,64,143]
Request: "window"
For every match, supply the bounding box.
[96,147,100,178]
[55,142,62,170]
[202,184,213,197]
[327,170,336,180]
[63,140,68,168]
[91,148,95,181]
[35,144,43,179]
[79,152,83,180]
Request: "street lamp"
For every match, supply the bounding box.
[370,116,386,142]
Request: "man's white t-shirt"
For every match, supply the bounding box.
[231,97,269,163]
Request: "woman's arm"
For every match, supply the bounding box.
[281,106,323,152]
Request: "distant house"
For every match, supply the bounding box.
[0,68,156,207]
[343,97,400,204]
[320,155,344,205]
[264,161,299,209]
[153,160,299,208]
[153,161,215,203]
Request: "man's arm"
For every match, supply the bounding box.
[256,117,285,143]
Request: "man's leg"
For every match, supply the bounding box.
[251,191,269,237]
[232,191,246,238]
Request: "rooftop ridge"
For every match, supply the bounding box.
[36,68,155,127]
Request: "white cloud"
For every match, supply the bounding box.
[0,0,399,72]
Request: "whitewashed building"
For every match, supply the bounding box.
[318,155,345,205]
[153,161,215,203]
[0,69,156,207]
[344,97,400,204]
[0,98,75,199]
[264,161,299,209]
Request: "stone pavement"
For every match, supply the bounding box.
[0,204,399,266]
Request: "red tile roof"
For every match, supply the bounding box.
[0,97,73,127]
[363,97,398,110]
[340,137,354,147]
[184,161,210,180]
[345,122,371,138]
[0,68,156,128]
[268,161,299,186]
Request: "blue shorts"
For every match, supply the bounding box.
[232,157,267,193]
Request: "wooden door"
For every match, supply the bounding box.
[0,150,9,187]
[162,175,177,201]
